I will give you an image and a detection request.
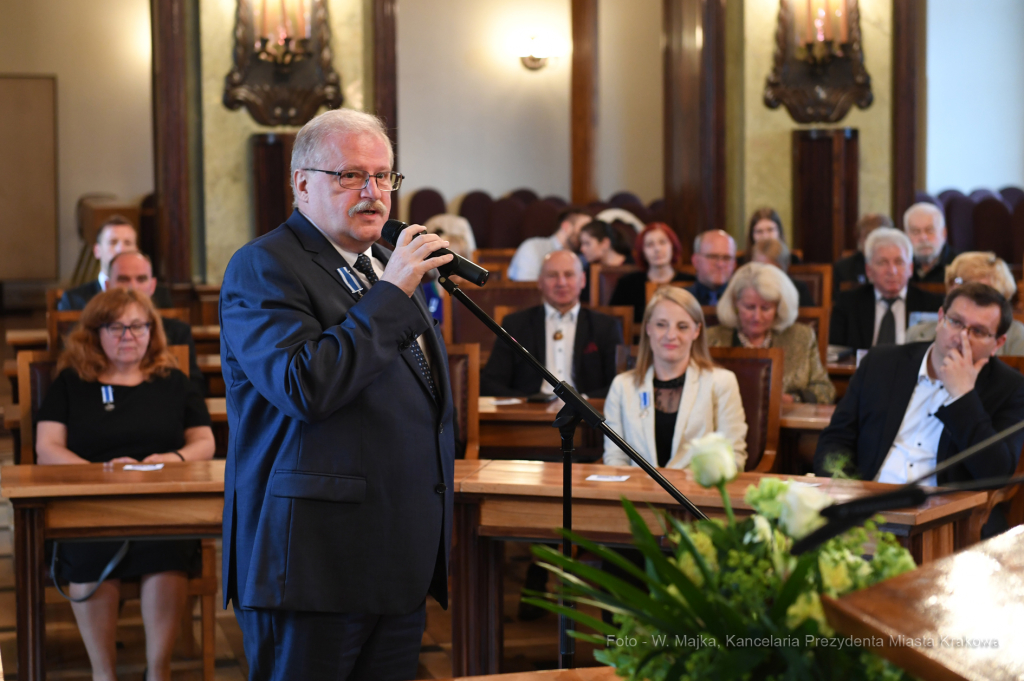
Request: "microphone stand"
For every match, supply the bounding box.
[435,273,708,670]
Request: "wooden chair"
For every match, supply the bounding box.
[644,279,689,306]
[588,263,641,306]
[445,343,480,460]
[493,304,633,346]
[788,263,833,309]
[47,308,192,350]
[458,191,494,247]
[472,248,517,283]
[796,306,831,366]
[974,356,1024,541]
[46,287,65,311]
[16,346,216,680]
[608,345,783,473]
[487,197,527,249]
[408,188,446,226]
[709,347,784,473]
[914,282,947,297]
[440,285,542,355]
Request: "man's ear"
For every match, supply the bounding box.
[292,170,308,204]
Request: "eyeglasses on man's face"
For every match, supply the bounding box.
[303,168,404,192]
[102,322,151,339]
[943,314,996,341]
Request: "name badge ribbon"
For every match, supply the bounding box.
[101,385,115,411]
[337,267,365,298]
[640,391,650,418]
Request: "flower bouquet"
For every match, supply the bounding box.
[524,433,919,680]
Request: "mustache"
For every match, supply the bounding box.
[347,200,388,218]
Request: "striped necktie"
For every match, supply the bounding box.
[352,254,439,402]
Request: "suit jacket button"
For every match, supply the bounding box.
[439,423,444,434]
[434,483,447,494]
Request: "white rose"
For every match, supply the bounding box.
[779,483,832,539]
[687,433,738,487]
[743,514,773,546]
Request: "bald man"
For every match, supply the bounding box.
[481,250,623,397]
[687,230,737,305]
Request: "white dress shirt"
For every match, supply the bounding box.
[98,271,109,291]
[875,345,959,487]
[541,302,579,394]
[507,235,563,281]
[872,286,908,346]
[308,216,433,372]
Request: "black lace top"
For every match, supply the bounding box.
[653,374,685,466]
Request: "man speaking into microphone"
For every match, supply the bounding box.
[219,109,456,680]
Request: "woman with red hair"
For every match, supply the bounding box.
[35,288,214,681]
[609,222,694,322]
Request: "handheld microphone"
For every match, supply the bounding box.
[381,219,489,287]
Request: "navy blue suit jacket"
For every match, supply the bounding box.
[219,210,455,615]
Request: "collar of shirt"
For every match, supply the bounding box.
[544,302,580,323]
[874,286,908,303]
[98,271,109,291]
[303,211,374,269]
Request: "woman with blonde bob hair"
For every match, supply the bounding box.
[603,286,748,470]
[36,288,214,681]
[707,262,834,404]
[906,251,1024,355]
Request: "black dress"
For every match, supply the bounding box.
[609,270,694,322]
[37,368,212,583]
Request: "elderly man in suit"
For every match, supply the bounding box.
[481,249,623,398]
[815,283,1024,537]
[829,227,944,350]
[107,250,205,395]
[219,109,456,681]
[905,202,956,284]
[58,216,174,310]
[686,230,737,306]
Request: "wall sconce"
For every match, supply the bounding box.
[520,36,551,70]
[763,0,872,123]
[223,0,343,126]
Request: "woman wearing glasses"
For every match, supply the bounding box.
[36,288,214,681]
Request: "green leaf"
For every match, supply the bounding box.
[770,550,818,622]
[517,596,619,635]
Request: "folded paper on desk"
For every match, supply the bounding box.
[586,474,630,482]
[123,464,164,471]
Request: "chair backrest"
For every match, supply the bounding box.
[160,307,191,323]
[795,307,830,366]
[47,310,82,350]
[943,191,976,253]
[167,344,189,376]
[458,191,494,247]
[472,248,517,283]
[644,280,690,306]
[520,198,560,240]
[487,197,527,248]
[914,282,947,296]
[590,263,641,306]
[999,186,1024,210]
[46,288,65,311]
[408,188,446,227]
[709,347,783,473]
[509,188,539,205]
[441,285,543,355]
[445,343,480,460]
[788,263,833,309]
[17,350,58,465]
[972,196,1015,263]
[614,343,639,375]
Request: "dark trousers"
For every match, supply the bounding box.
[234,600,427,681]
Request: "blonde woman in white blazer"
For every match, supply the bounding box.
[603,286,748,470]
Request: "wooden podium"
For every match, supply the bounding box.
[823,526,1024,681]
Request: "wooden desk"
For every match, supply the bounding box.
[0,461,226,681]
[0,458,485,681]
[4,329,48,350]
[779,403,835,474]
[827,356,857,399]
[823,527,1024,681]
[191,325,220,355]
[450,460,988,676]
[478,398,605,453]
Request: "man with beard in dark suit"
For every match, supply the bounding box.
[481,249,623,398]
[830,227,944,350]
[815,283,1024,537]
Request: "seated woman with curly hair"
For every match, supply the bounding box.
[36,288,214,681]
[706,262,835,405]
